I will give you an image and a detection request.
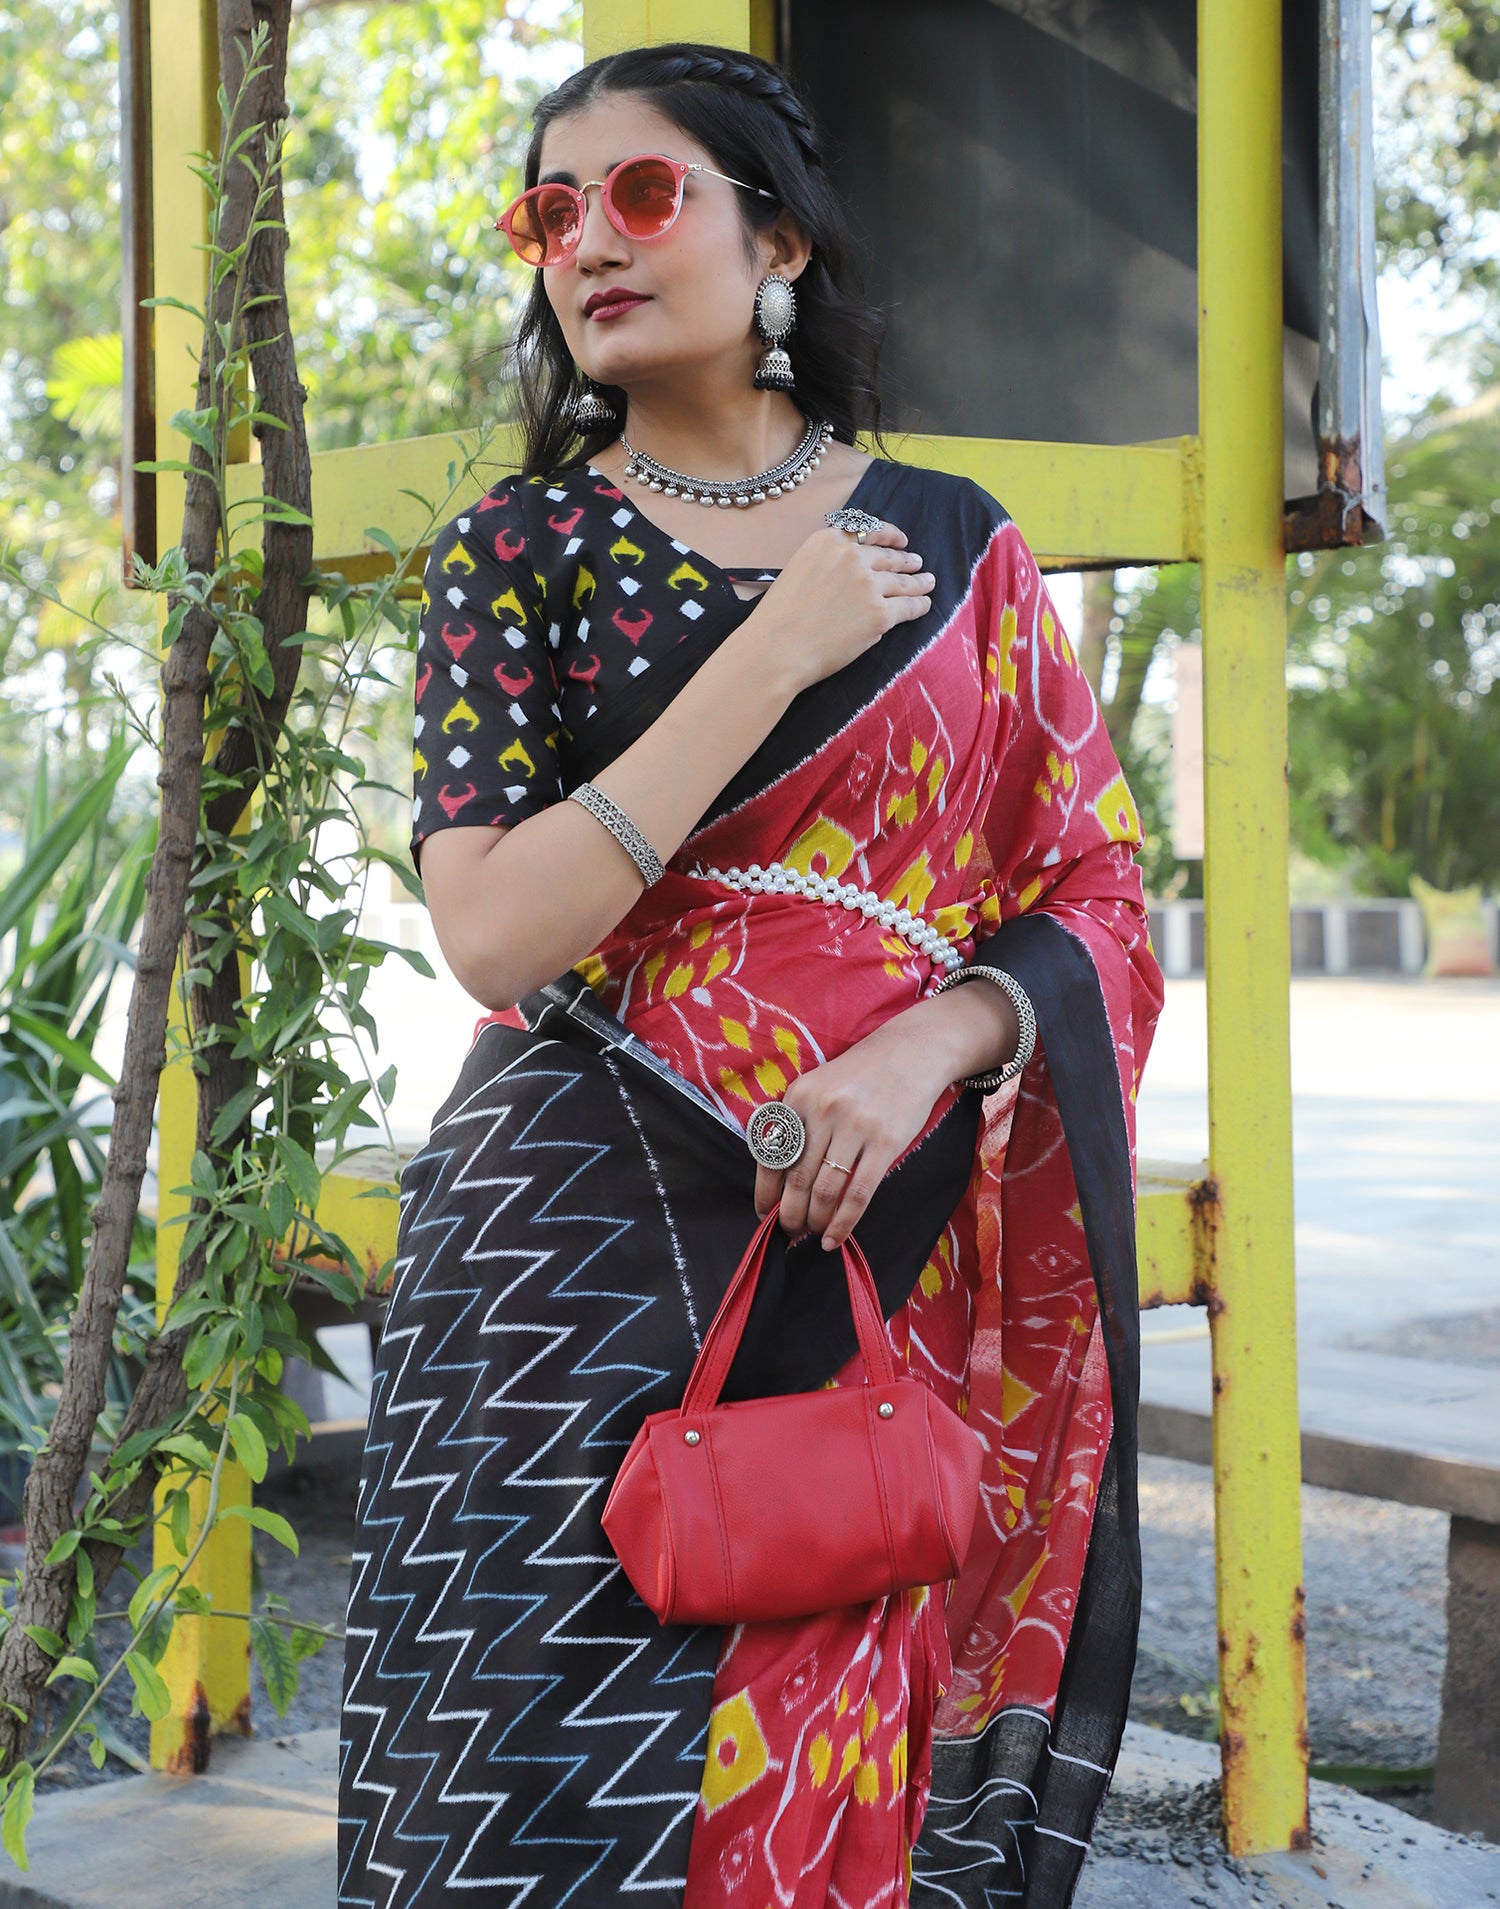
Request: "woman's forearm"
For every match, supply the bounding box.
[436,617,802,1009]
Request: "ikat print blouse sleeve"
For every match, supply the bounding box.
[409,485,559,875]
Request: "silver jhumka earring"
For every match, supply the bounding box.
[752,274,796,392]
[569,378,620,431]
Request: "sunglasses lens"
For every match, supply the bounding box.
[608,158,682,238]
[507,185,582,266]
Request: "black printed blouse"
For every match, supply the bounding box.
[408,463,793,876]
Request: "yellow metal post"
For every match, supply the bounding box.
[584,0,750,60]
[1198,0,1309,1854]
[150,979,254,1771]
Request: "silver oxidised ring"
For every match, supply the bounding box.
[746,1101,806,1171]
[825,507,886,544]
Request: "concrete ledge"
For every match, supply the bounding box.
[1079,1724,1500,1906]
[0,1730,336,1909]
[3,1722,1494,1906]
[1140,1342,1500,1524]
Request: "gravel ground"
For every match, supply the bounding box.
[1131,1455,1449,1820]
[23,1450,1451,1832]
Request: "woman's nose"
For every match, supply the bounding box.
[573,185,630,273]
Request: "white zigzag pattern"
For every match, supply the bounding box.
[339,1040,715,1908]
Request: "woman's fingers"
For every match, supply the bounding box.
[820,1152,884,1249]
[752,1161,784,1219]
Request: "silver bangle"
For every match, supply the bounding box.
[566,782,665,888]
[931,963,1037,1092]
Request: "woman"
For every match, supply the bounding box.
[339,41,1162,1909]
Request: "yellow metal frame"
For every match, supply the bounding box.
[145,0,1305,1854]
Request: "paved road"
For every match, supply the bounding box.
[1136,974,1500,1349]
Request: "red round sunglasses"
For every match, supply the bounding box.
[494,152,775,268]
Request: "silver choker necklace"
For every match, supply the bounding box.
[620,417,833,508]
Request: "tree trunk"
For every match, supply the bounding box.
[0,0,309,1774]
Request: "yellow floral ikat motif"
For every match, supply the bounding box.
[784,817,857,879]
[854,1757,881,1804]
[772,1025,802,1069]
[441,697,479,733]
[1005,1548,1049,1618]
[609,534,646,567]
[888,852,936,914]
[667,559,711,593]
[839,1734,862,1780]
[1093,773,1143,844]
[441,539,475,575]
[489,584,530,625]
[1034,750,1077,807]
[754,1057,789,1096]
[721,1016,751,1049]
[808,1733,833,1787]
[662,962,694,999]
[412,747,428,778]
[1001,1369,1038,1425]
[699,1692,770,1817]
[997,605,1019,696]
[571,565,595,609]
[497,738,535,778]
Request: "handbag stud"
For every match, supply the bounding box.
[878,1402,895,1418]
[684,1430,701,1445]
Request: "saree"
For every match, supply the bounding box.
[338,452,1163,1907]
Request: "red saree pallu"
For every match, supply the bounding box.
[338,454,1163,1908]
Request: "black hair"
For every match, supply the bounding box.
[506,42,888,477]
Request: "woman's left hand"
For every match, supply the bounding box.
[753,981,1017,1248]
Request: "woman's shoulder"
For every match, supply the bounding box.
[870,450,1007,526]
[867,454,1021,565]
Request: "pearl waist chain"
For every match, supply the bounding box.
[693,860,966,971]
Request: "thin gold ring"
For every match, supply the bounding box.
[822,1157,852,1175]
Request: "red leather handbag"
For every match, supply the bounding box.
[601,1208,985,1626]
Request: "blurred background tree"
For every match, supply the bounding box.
[0,0,580,872]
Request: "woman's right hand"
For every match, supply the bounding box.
[742,521,934,697]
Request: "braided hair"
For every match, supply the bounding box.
[505,42,888,477]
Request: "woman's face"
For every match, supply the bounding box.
[533,94,803,395]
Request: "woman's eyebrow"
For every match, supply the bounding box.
[538,157,636,187]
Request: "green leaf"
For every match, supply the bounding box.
[158,1432,220,1473]
[46,1653,99,1687]
[128,1564,180,1633]
[45,1528,81,1565]
[250,1615,299,1716]
[274,1135,321,1210]
[227,1412,268,1483]
[210,1081,264,1144]
[169,1489,192,1556]
[74,1548,94,1600]
[189,1149,218,1197]
[2,1763,35,1871]
[377,1065,398,1108]
[362,526,402,560]
[289,1625,328,1663]
[88,1732,107,1769]
[21,1626,66,1659]
[124,1651,172,1722]
[219,1504,298,1556]
[167,407,219,456]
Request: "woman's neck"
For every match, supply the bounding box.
[613,381,810,481]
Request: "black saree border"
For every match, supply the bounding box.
[914,912,1143,1909]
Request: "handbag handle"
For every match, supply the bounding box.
[681,1206,897,1416]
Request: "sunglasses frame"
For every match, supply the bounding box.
[494,152,775,268]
